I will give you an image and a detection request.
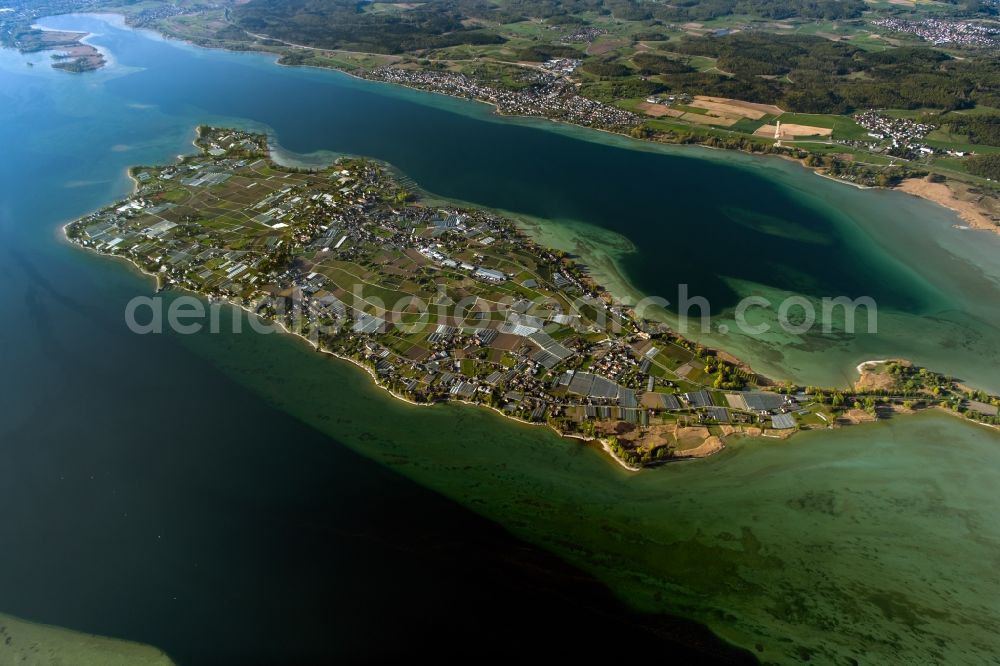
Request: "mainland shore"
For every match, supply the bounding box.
[48,10,1000,238]
[895,177,1000,234]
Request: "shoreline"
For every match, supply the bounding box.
[62,137,1000,472]
[895,177,1000,235]
[855,358,895,374]
[75,229,653,470]
[319,70,1000,238]
[24,22,106,71]
[67,162,652,470]
[61,171,1000,465]
[42,12,1000,464]
[34,11,1000,237]
[62,149,771,469]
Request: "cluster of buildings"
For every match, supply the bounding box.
[285,201,526,343]
[70,130,393,296]
[872,17,1000,49]
[585,343,643,387]
[0,1,212,46]
[0,1,75,46]
[366,66,640,129]
[68,126,809,461]
[563,26,608,43]
[644,93,690,105]
[853,110,937,157]
[417,245,508,283]
[125,3,216,28]
[542,57,581,76]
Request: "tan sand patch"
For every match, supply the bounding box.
[854,360,905,392]
[690,98,766,120]
[637,102,684,118]
[675,425,711,450]
[681,112,738,126]
[755,123,833,139]
[694,95,784,116]
[838,409,877,425]
[896,178,1000,234]
[676,436,724,458]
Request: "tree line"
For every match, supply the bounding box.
[577,33,1000,115]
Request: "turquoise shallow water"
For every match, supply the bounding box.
[216,338,1000,664]
[1,13,999,665]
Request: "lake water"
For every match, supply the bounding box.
[1,13,998,665]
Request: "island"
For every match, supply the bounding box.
[65,127,1000,469]
[11,25,104,71]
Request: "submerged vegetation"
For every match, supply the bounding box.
[65,127,1000,470]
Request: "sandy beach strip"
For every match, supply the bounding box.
[896,178,999,235]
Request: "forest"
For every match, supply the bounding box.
[966,153,1000,179]
[233,0,507,53]
[230,0,1000,116]
[628,34,1000,113]
[944,114,1000,147]
[232,0,870,53]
